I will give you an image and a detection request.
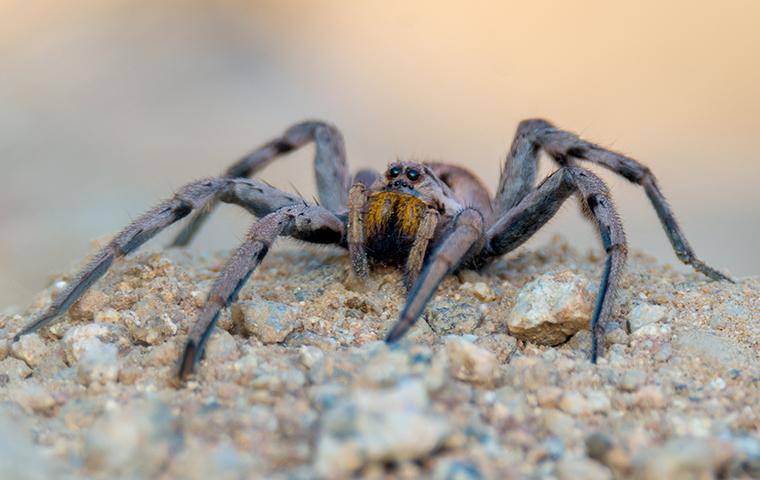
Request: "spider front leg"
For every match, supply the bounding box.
[179,203,344,380]
[172,120,351,246]
[347,183,370,282]
[13,179,225,339]
[14,177,308,340]
[385,208,484,343]
[404,208,440,290]
[485,166,627,361]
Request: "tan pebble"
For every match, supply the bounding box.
[559,391,590,415]
[203,329,238,363]
[556,457,612,480]
[118,364,142,385]
[544,409,579,438]
[631,438,734,480]
[605,447,632,475]
[462,282,497,302]
[10,333,47,368]
[62,323,127,365]
[216,382,241,401]
[69,290,109,321]
[445,336,499,385]
[190,291,205,308]
[506,270,593,346]
[628,303,668,332]
[234,300,301,344]
[619,369,646,392]
[586,390,612,413]
[634,385,667,409]
[12,383,57,415]
[536,386,563,408]
[0,357,32,380]
[145,342,178,367]
[94,308,120,324]
[77,340,119,387]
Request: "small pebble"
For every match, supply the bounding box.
[315,380,450,476]
[559,391,589,416]
[299,345,324,370]
[627,303,668,332]
[586,432,614,462]
[631,438,734,480]
[124,299,180,345]
[428,301,482,336]
[62,323,126,365]
[556,457,612,480]
[10,333,47,368]
[202,329,238,364]
[506,270,593,345]
[653,342,672,361]
[604,323,628,346]
[233,300,301,344]
[432,459,484,480]
[445,336,499,385]
[633,385,667,409]
[461,282,496,302]
[0,357,32,380]
[619,369,646,392]
[11,383,57,415]
[77,339,119,386]
[83,400,179,477]
[69,290,109,321]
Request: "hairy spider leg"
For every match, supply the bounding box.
[13,177,316,340]
[172,121,351,246]
[495,119,731,282]
[486,166,627,361]
[179,203,344,379]
[385,207,484,343]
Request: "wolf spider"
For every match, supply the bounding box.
[13,119,731,379]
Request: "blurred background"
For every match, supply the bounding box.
[1,0,758,308]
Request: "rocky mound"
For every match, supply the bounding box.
[0,236,757,479]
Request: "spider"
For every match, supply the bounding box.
[13,119,731,380]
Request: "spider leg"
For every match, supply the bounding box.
[14,177,314,340]
[178,204,344,380]
[13,179,223,339]
[347,183,370,281]
[404,208,440,290]
[171,121,350,246]
[485,166,627,361]
[426,162,493,220]
[353,168,381,188]
[496,119,731,282]
[385,208,484,343]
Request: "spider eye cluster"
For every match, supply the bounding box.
[387,165,421,182]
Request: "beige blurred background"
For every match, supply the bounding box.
[1,0,758,309]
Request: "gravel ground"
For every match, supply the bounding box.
[0,235,757,479]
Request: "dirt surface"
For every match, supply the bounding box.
[0,236,757,479]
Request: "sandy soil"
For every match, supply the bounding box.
[0,235,757,479]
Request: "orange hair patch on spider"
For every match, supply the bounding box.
[366,191,426,238]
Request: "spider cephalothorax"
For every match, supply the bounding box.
[12,119,732,380]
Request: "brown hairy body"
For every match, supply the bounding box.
[364,191,429,263]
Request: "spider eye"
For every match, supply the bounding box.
[388,166,401,178]
[406,169,420,181]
